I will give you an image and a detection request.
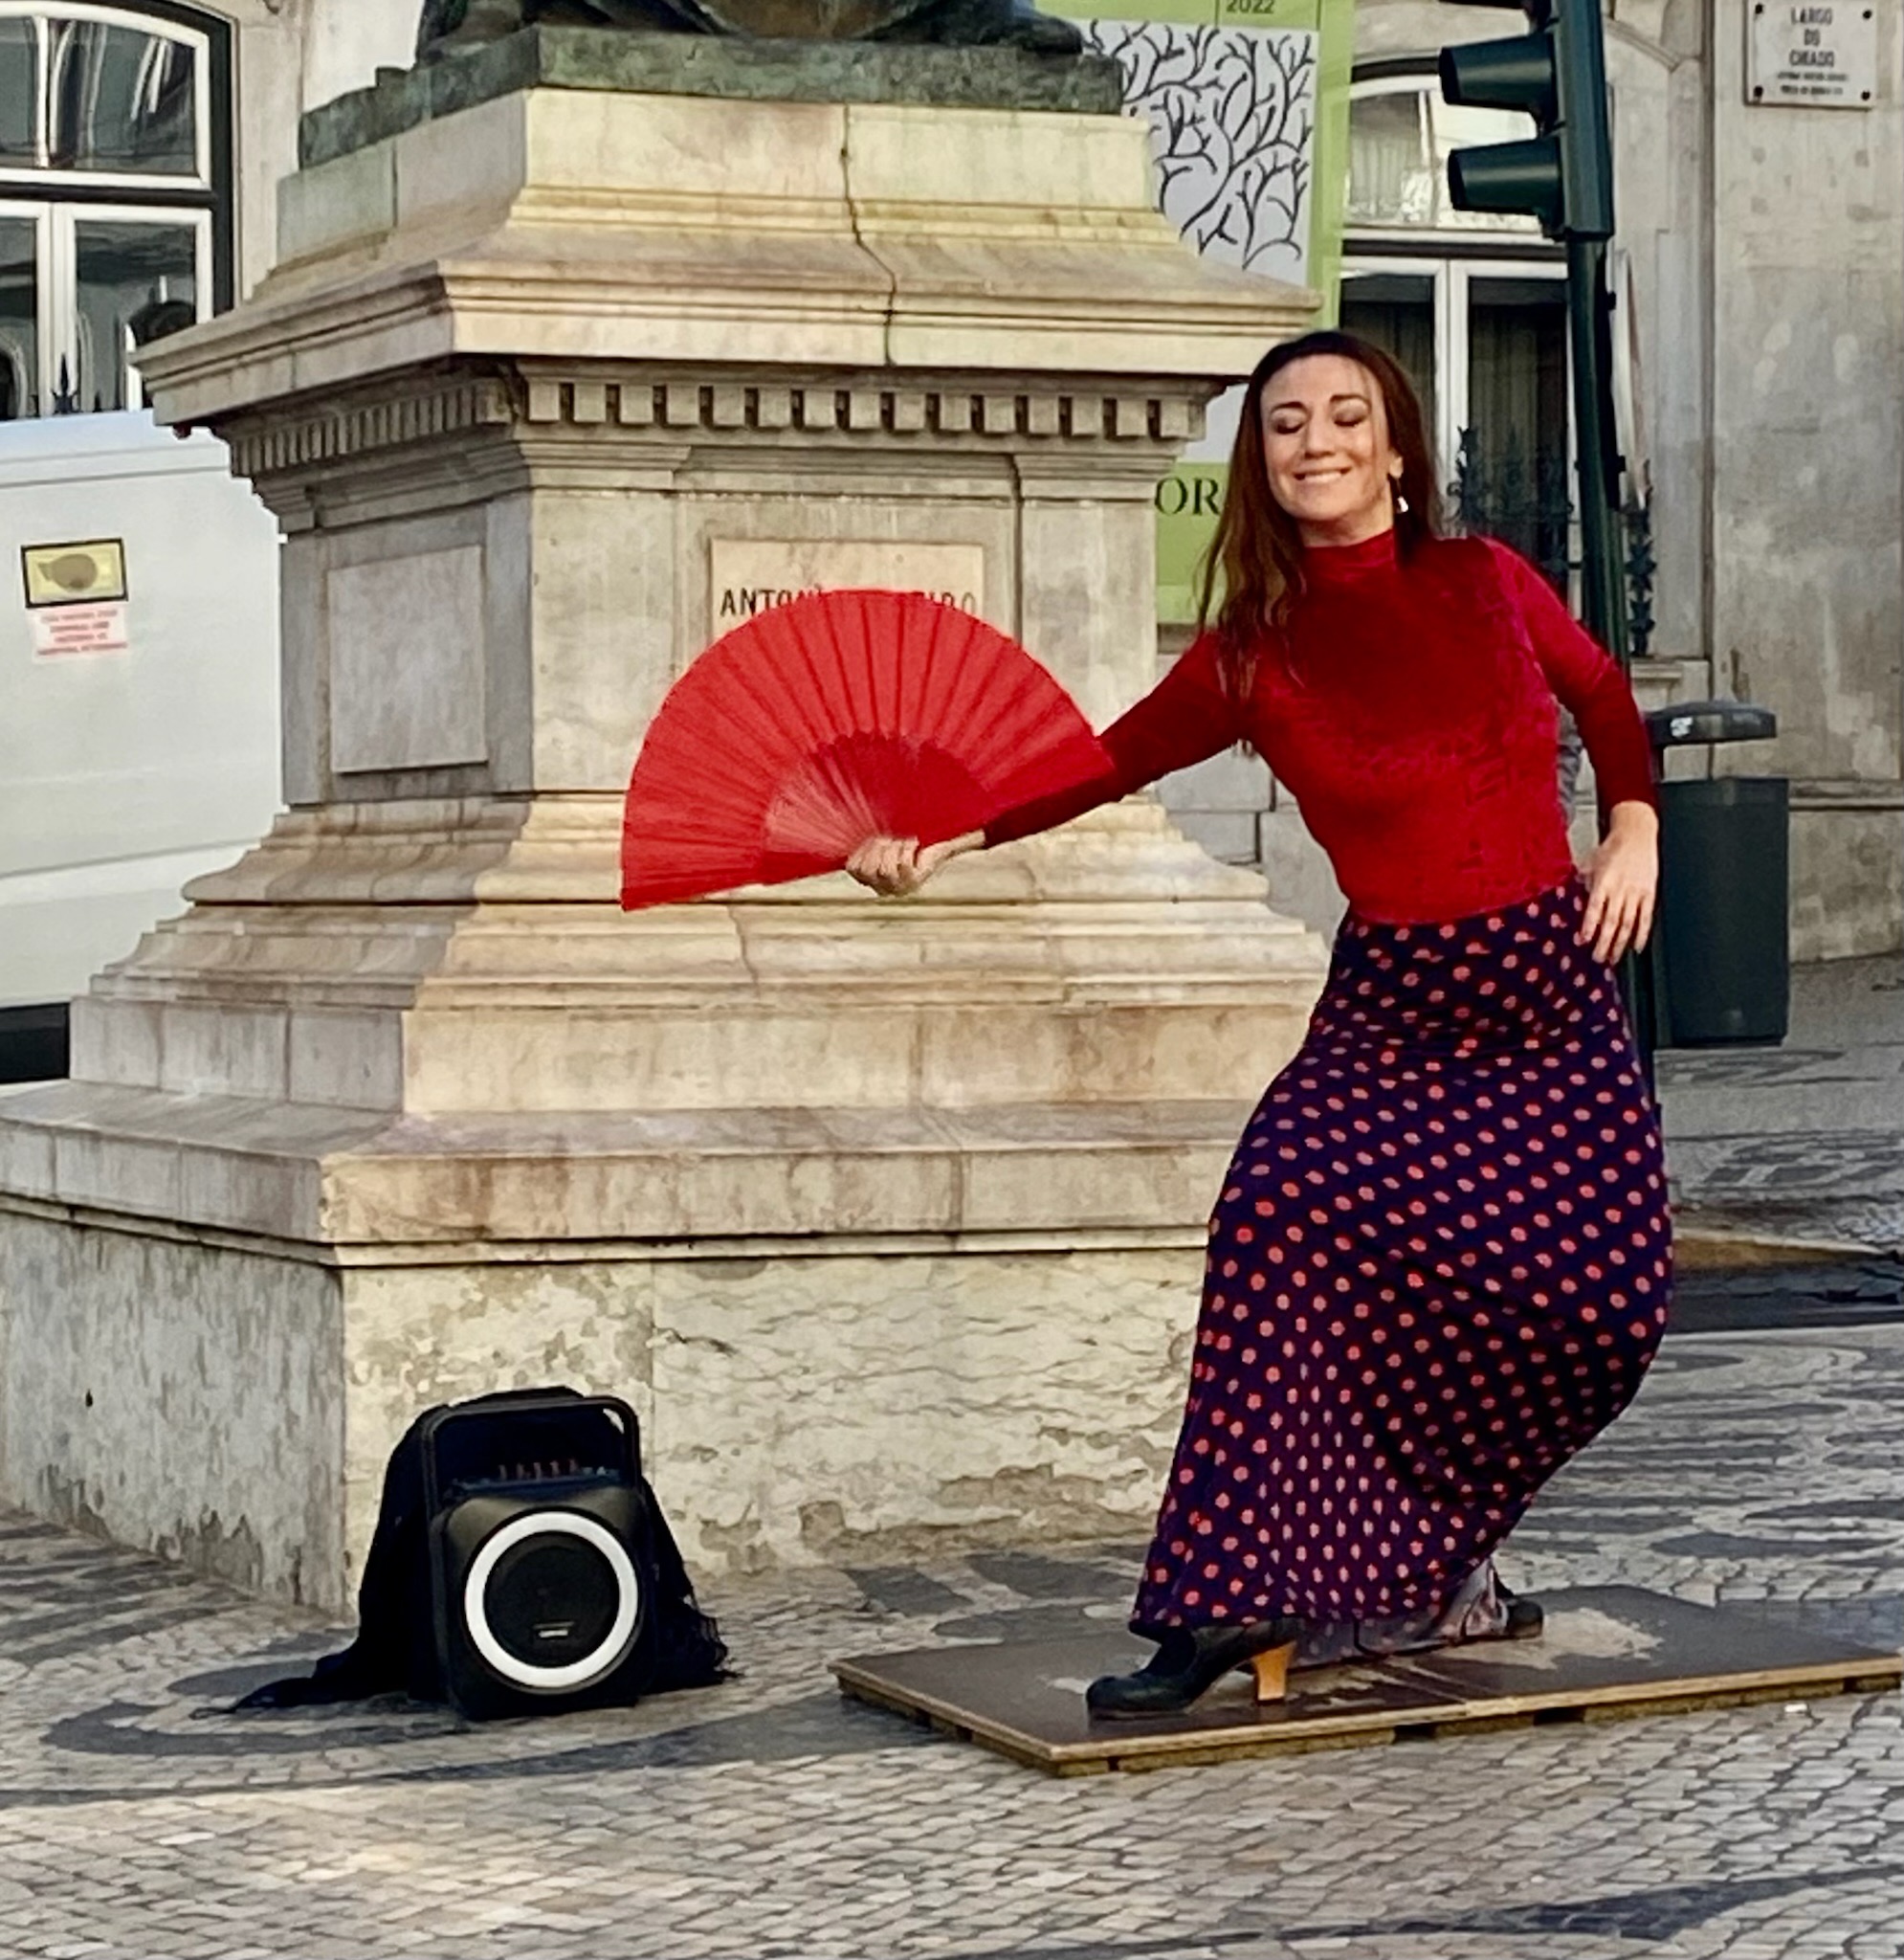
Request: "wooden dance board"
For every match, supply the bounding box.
[832,1586,1900,1776]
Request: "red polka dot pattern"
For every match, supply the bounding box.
[1133,878,1673,1634]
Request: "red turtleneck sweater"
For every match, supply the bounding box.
[986,531,1657,924]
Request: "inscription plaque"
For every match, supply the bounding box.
[708,539,986,633]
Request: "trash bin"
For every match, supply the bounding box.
[1642,701,1788,1047]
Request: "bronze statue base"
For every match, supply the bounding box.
[303,25,1122,170]
[418,0,1084,63]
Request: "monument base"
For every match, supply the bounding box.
[0,72,1331,1611]
[832,1588,1904,1775]
[0,1096,1259,1610]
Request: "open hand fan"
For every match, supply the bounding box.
[619,590,1109,908]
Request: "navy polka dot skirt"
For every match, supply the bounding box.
[1133,877,1672,1637]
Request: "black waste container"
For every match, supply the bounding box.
[1642,701,1788,1047]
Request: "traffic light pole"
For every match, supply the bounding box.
[1438,0,1656,1076]
[1565,235,1657,1080]
[1564,235,1626,665]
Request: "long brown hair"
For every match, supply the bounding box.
[1195,329,1444,694]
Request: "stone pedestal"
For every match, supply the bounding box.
[0,48,1327,1609]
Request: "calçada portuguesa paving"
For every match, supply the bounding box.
[2,1284,1902,1960]
[3,957,1902,1959]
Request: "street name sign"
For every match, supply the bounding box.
[1748,2,1877,107]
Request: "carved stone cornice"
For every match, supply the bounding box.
[135,83,1318,435]
[221,373,514,481]
[518,369,1206,444]
[217,365,1212,488]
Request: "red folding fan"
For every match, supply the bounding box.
[619,589,1109,909]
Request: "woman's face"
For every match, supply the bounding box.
[1259,354,1406,546]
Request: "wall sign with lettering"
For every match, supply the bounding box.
[707,540,986,633]
[31,603,130,657]
[1748,3,1877,108]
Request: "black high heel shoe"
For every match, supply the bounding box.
[1085,1618,1301,1719]
[1498,1581,1544,1640]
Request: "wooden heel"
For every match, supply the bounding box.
[1250,1639,1296,1704]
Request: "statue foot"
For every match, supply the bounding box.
[898,0,1084,54]
[417,0,532,60]
[990,1,1084,53]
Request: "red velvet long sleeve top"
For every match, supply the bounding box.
[987,531,1657,924]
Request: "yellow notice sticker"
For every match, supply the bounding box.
[21,539,128,608]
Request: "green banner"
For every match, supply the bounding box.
[1156,465,1227,620]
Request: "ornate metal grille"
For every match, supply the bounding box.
[1451,425,1657,657]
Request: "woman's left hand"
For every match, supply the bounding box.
[1579,800,1659,965]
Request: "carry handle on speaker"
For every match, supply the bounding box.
[418,1393,643,1523]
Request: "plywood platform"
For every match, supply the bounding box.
[832,1586,1901,1775]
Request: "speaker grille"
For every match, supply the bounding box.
[463,1511,642,1692]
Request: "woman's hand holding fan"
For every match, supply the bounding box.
[843,829,981,898]
[619,590,1108,910]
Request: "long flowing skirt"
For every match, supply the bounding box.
[1132,877,1672,1641]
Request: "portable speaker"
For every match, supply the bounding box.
[423,1393,661,1721]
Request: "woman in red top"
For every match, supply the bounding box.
[850,330,1669,1717]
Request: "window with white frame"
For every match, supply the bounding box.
[0,0,230,419]
[1339,68,1571,590]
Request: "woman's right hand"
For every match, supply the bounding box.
[845,830,982,898]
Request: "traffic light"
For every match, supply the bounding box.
[1439,0,1613,240]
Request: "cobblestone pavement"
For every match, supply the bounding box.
[2,1310,1902,1960]
[1659,952,1904,1253]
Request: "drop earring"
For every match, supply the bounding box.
[1392,480,1410,516]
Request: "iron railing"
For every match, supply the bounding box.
[1450,425,1656,658]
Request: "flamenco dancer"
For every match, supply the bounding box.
[847,330,1672,1718]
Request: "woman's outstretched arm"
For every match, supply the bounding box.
[848,635,1247,896]
[984,633,1246,845]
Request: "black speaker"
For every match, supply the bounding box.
[423,1394,663,1721]
[232,1386,727,1718]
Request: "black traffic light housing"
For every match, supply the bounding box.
[1439,0,1613,240]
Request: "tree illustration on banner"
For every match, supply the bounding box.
[1085,20,1316,285]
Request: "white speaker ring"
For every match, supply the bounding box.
[462,1509,642,1693]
